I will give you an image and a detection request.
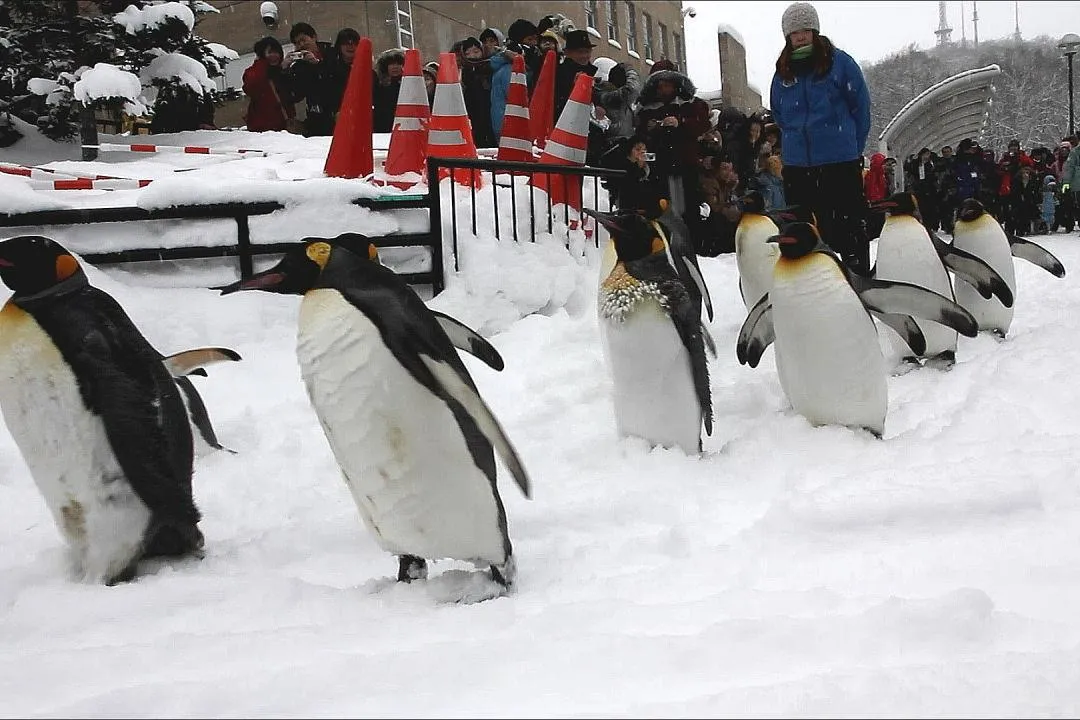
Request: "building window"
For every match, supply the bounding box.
[606,0,619,42]
[642,11,653,59]
[584,0,598,31]
[673,31,683,69]
[394,0,414,49]
[658,21,669,60]
[625,1,636,53]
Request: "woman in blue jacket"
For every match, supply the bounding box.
[770,2,872,274]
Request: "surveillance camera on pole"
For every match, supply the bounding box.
[682,6,697,19]
[260,1,279,29]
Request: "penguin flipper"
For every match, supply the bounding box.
[736,292,774,368]
[871,312,927,356]
[430,310,505,371]
[656,217,714,322]
[659,277,713,437]
[162,347,242,377]
[175,376,235,454]
[1009,234,1066,277]
[682,255,714,322]
[933,237,1015,306]
[417,354,531,498]
[850,275,979,338]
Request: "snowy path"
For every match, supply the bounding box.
[3,234,1080,716]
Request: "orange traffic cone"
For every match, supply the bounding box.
[426,51,481,187]
[384,48,429,177]
[324,37,374,178]
[496,54,533,164]
[530,71,592,210]
[529,50,556,150]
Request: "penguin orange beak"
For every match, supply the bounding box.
[868,200,897,213]
[766,234,797,245]
[218,270,287,295]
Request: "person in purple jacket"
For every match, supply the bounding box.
[770,2,872,274]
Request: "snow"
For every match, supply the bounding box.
[144,52,216,95]
[4,129,1080,715]
[72,63,146,116]
[717,22,746,49]
[113,1,195,35]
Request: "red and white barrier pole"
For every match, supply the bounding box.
[0,164,81,181]
[86,143,268,157]
[28,178,155,191]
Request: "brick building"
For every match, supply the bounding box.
[198,1,689,126]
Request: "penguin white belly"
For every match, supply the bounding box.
[296,290,506,566]
[952,219,1016,333]
[0,304,151,583]
[875,223,957,356]
[600,299,701,454]
[771,256,887,435]
[736,218,780,310]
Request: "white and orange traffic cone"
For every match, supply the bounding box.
[384,48,429,177]
[529,50,557,150]
[530,71,592,209]
[496,53,533,164]
[426,51,481,188]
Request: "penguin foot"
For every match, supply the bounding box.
[892,356,922,376]
[489,556,516,588]
[990,329,1007,342]
[925,350,956,371]
[397,554,428,583]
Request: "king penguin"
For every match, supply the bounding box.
[220,240,530,594]
[737,223,978,437]
[585,208,713,454]
[951,198,1065,338]
[0,236,206,585]
[735,191,780,311]
[870,192,1013,369]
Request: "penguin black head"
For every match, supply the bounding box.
[869,191,919,217]
[0,235,85,296]
[767,222,824,260]
[584,208,666,262]
[739,191,766,215]
[219,241,380,296]
[958,198,987,223]
[770,205,818,227]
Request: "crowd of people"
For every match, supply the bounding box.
[240,3,1080,270]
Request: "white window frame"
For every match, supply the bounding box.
[642,11,653,60]
[658,21,669,60]
[606,0,619,42]
[673,31,683,69]
[625,1,637,54]
[584,0,598,32]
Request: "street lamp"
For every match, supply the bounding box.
[1059,33,1080,136]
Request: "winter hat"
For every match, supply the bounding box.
[460,36,483,54]
[508,19,539,44]
[782,2,820,38]
[650,58,677,74]
[479,27,505,44]
[607,62,628,88]
[539,29,563,50]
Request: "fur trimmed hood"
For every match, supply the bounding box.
[376,48,406,81]
[635,70,698,110]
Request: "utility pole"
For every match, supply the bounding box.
[1013,0,1021,43]
[973,0,979,48]
[960,1,967,47]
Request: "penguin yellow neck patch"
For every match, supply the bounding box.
[305,242,332,269]
[55,254,79,281]
[368,243,380,263]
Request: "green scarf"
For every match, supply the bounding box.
[791,44,813,60]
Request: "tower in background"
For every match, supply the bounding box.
[935,1,953,46]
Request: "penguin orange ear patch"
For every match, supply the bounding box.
[55,254,79,280]
[658,198,669,213]
[651,237,666,254]
[368,243,380,262]
[305,242,332,269]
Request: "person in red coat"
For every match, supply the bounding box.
[242,36,298,133]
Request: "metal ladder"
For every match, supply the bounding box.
[394,0,414,48]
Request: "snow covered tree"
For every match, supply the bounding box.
[0,0,238,148]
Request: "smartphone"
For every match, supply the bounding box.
[644,152,656,162]
[286,51,304,61]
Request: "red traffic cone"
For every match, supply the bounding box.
[385,48,429,176]
[530,71,592,210]
[324,37,374,178]
[426,51,481,188]
[496,54,533,164]
[529,50,556,150]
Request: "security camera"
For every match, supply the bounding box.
[259,1,279,28]
[682,6,697,18]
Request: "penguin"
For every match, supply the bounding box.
[219,240,530,593]
[734,191,780,311]
[585,208,713,455]
[737,223,978,437]
[869,192,1013,369]
[951,198,1066,338]
[0,236,205,585]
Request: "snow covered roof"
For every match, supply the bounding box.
[716,23,746,48]
[878,64,1001,159]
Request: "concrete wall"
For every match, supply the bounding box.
[717,31,762,114]
[197,0,687,127]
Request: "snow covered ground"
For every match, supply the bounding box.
[3,127,1080,716]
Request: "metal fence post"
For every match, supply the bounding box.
[234,214,253,279]
[426,158,445,294]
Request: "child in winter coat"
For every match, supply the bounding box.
[1039,175,1058,235]
[752,154,787,212]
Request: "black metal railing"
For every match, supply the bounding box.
[425,156,625,272]
[0,196,442,292]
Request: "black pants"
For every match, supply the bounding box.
[783,160,870,275]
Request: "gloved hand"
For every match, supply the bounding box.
[699,202,711,219]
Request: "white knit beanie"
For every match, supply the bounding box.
[782,2,820,38]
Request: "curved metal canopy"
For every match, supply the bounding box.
[878,64,1001,163]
